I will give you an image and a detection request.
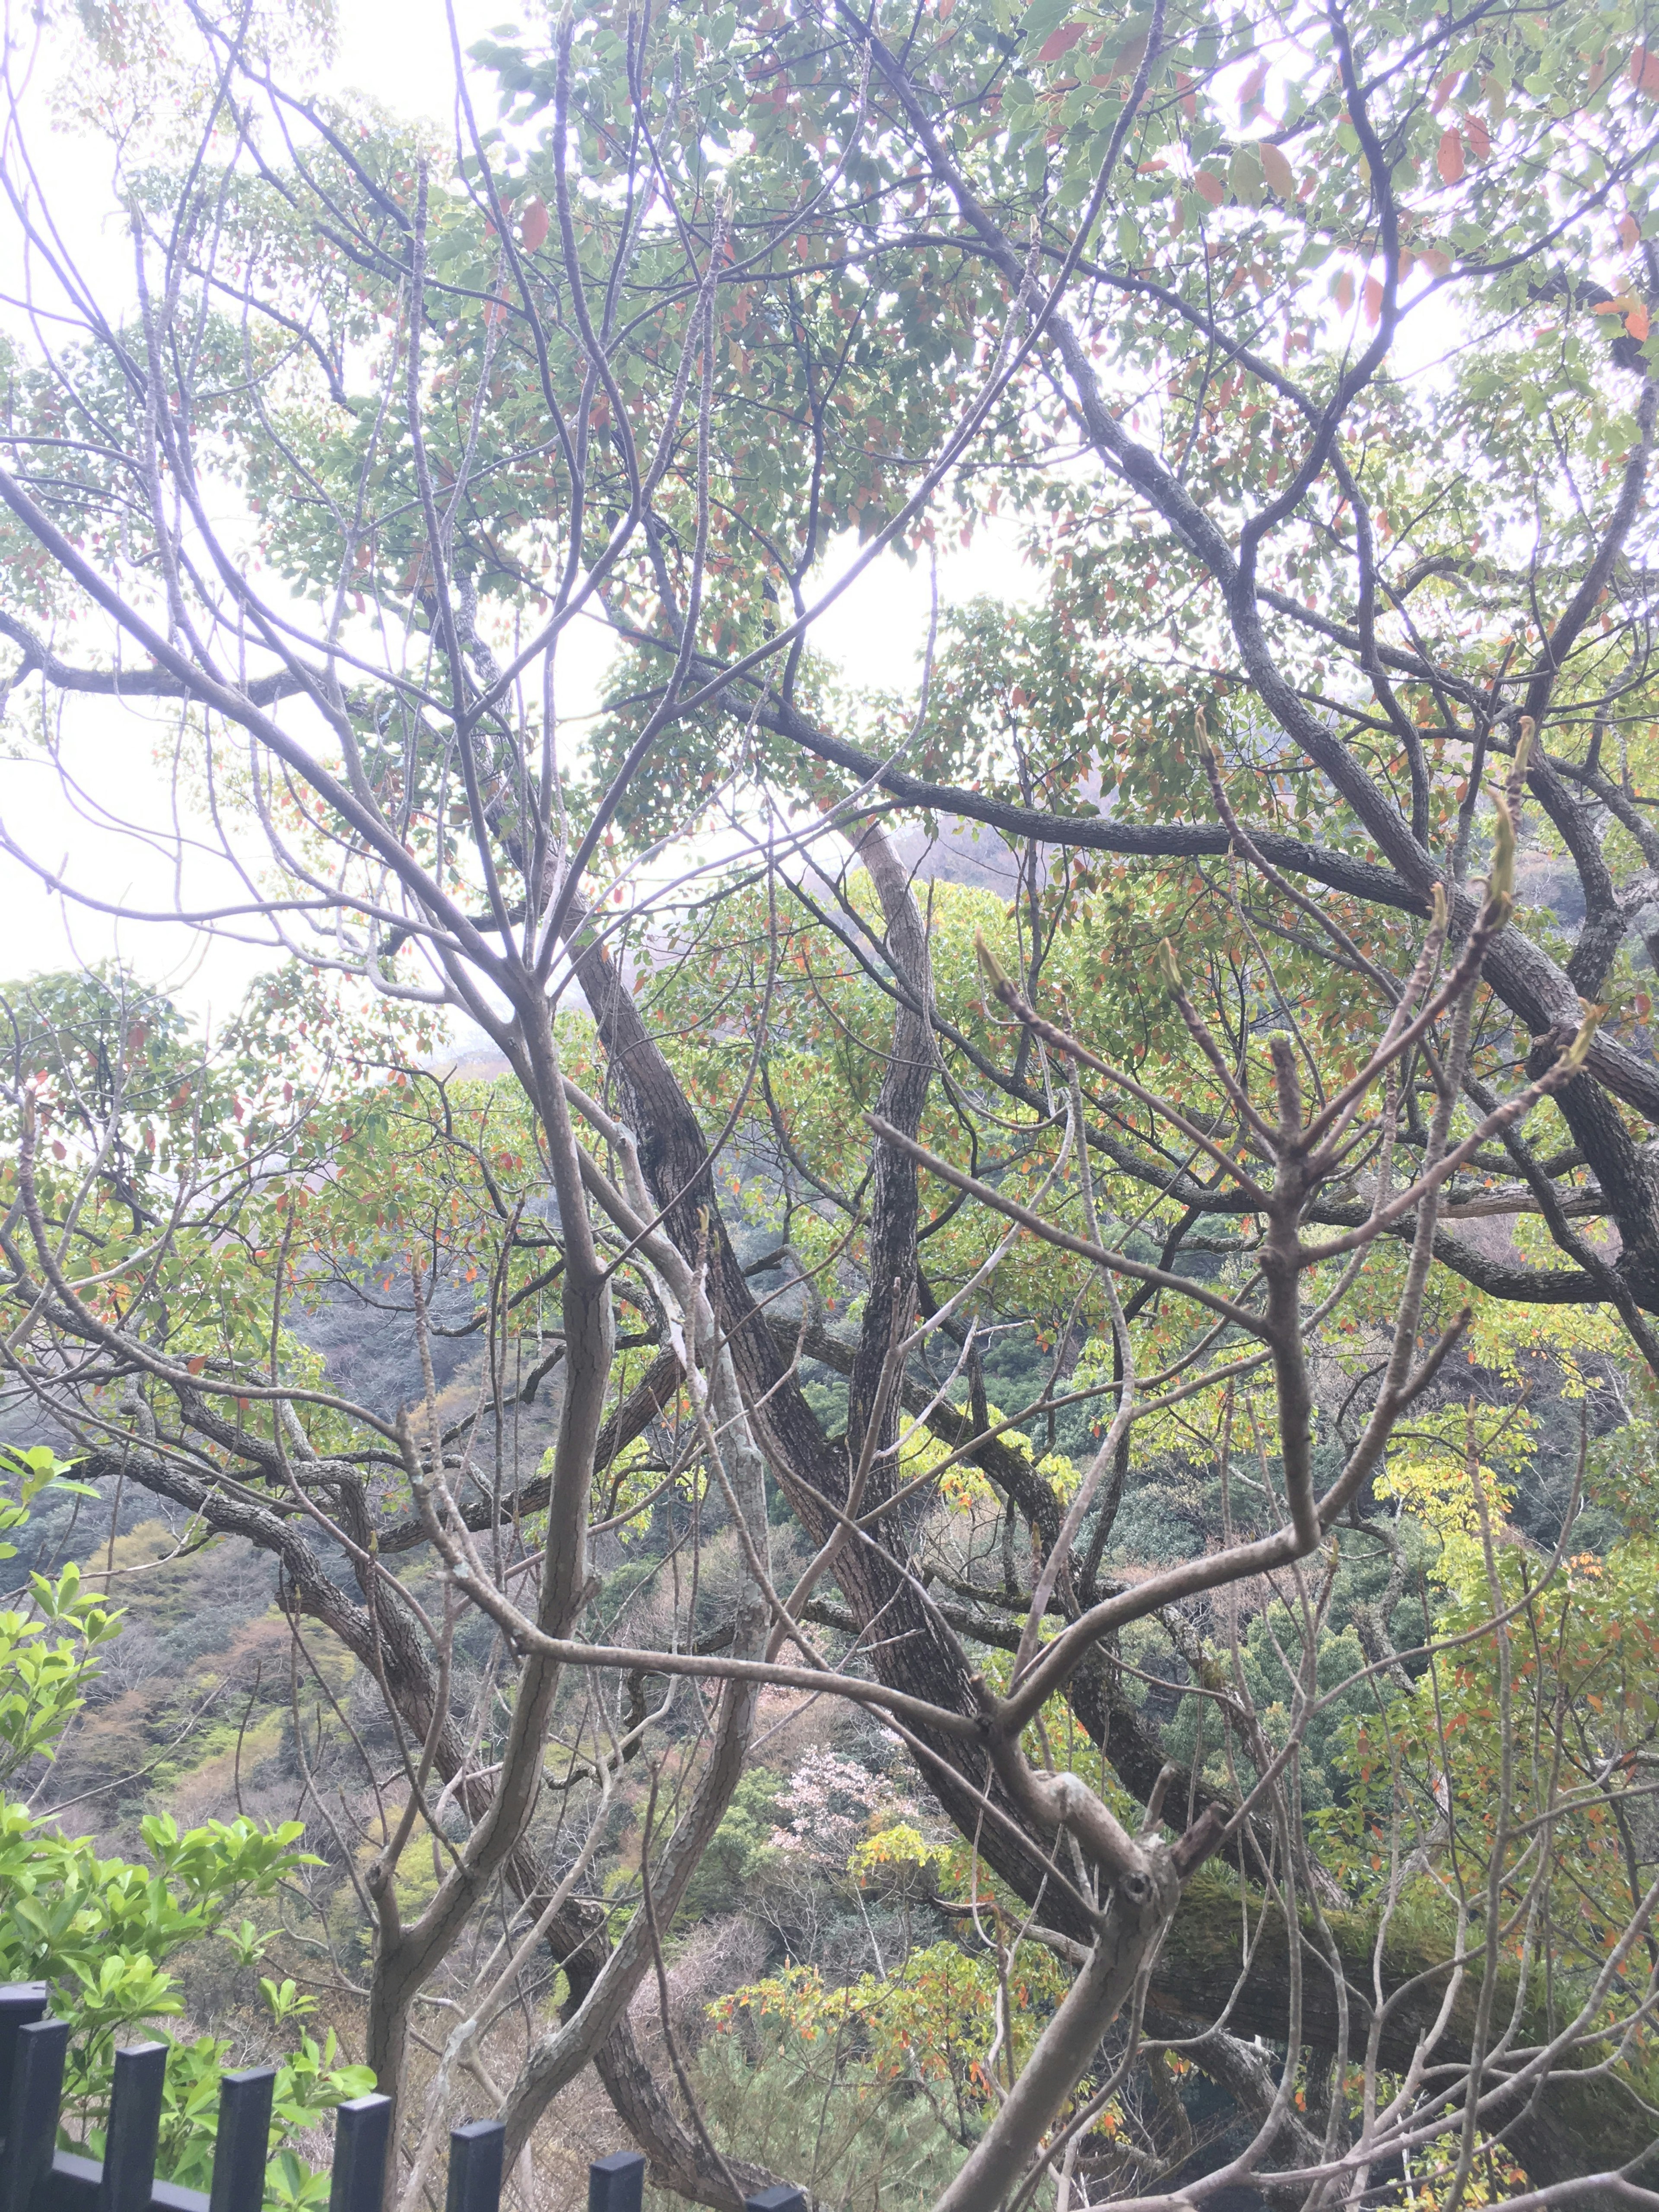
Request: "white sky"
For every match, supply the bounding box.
[0,2,1465,1038]
[0,0,1030,1033]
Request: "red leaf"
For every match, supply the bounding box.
[1193,168,1226,207]
[1436,127,1464,185]
[1463,111,1490,160]
[1627,304,1651,343]
[1333,270,1354,313]
[1622,213,1641,250]
[519,195,550,253]
[1632,44,1659,98]
[1037,21,1083,61]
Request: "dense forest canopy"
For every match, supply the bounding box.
[2,0,1659,2207]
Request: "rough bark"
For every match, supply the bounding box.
[566,915,1051,1909]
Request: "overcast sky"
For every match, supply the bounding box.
[0,0,1029,1033]
[0,2,1465,1037]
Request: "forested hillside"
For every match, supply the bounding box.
[3,0,1659,2208]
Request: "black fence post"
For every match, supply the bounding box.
[745,2187,808,2212]
[442,2123,503,2212]
[0,1988,48,2130]
[206,2069,275,2212]
[326,2096,393,2212]
[0,2018,67,2212]
[99,2044,167,2212]
[586,2152,644,2212]
[0,2005,693,2212]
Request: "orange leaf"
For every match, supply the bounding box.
[1621,214,1641,250]
[1436,127,1464,185]
[1193,168,1226,208]
[1037,20,1083,61]
[1463,110,1490,159]
[1363,273,1383,326]
[1632,44,1659,97]
[520,195,550,253]
[1627,304,1651,343]
[1258,140,1294,198]
[1334,269,1354,312]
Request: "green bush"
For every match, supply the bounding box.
[0,1446,372,2206]
[681,2018,966,2212]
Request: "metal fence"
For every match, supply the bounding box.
[0,1989,805,2212]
